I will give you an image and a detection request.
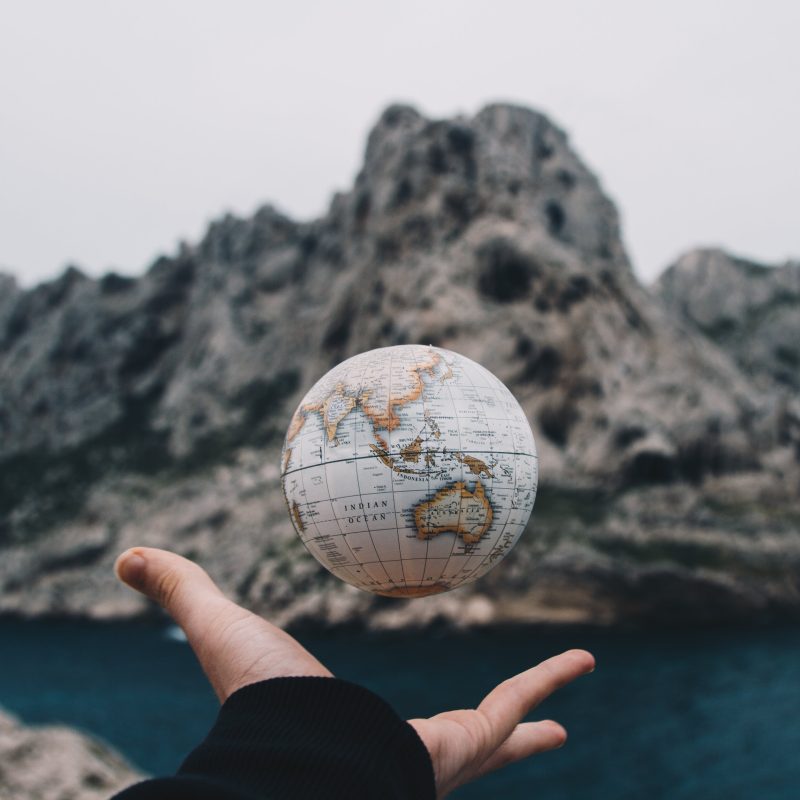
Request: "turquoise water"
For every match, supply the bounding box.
[1,619,799,799]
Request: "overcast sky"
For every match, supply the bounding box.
[1,0,798,287]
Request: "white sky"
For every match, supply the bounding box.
[1,0,798,286]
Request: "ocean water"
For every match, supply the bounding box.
[1,618,798,799]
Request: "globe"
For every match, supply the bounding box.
[280,344,538,597]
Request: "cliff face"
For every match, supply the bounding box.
[657,248,800,394]
[1,104,798,626]
[0,708,143,799]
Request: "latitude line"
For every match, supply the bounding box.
[281,450,537,479]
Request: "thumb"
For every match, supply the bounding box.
[114,547,332,701]
[115,547,254,701]
[115,546,228,634]
[114,547,252,702]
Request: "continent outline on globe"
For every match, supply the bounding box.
[280,344,538,598]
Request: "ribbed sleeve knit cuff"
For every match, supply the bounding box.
[114,676,436,800]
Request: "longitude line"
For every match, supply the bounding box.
[411,346,430,589]
[280,450,535,478]
[438,354,468,584]
[462,361,500,582]
[353,353,402,593]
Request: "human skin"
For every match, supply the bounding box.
[115,547,595,799]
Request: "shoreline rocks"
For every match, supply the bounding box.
[0,708,143,800]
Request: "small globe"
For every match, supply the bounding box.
[280,345,538,597]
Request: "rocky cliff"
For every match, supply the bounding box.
[0,708,143,799]
[657,248,800,394]
[1,104,798,626]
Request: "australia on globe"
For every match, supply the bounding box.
[280,344,538,598]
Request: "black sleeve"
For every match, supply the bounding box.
[111,676,436,800]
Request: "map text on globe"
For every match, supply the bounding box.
[280,345,538,597]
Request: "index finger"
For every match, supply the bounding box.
[477,649,594,748]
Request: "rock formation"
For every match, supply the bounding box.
[0,708,143,799]
[0,103,798,626]
[657,247,800,394]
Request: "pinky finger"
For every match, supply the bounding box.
[474,720,567,779]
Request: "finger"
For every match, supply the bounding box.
[477,649,594,748]
[115,546,228,632]
[115,547,331,700]
[474,720,567,779]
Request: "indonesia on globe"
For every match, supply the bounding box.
[280,345,538,598]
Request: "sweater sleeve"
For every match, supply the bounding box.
[112,676,436,800]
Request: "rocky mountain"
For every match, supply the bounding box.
[1,103,798,627]
[0,708,143,799]
[657,248,800,394]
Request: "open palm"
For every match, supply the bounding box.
[115,547,594,798]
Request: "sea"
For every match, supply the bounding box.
[1,618,798,799]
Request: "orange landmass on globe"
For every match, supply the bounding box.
[321,386,356,441]
[401,435,424,463]
[290,501,305,533]
[286,350,454,447]
[282,447,293,474]
[426,415,442,440]
[357,350,441,432]
[414,481,493,544]
[455,452,493,477]
[286,384,356,445]
[368,442,418,475]
[374,583,450,598]
[286,409,306,443]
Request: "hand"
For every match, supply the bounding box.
[115,547,594,798]
[406,650,593,796]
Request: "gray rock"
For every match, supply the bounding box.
[0,707,143,799]
[0,104,798,626]
[656,247,800,461]
[657,247,800,392]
